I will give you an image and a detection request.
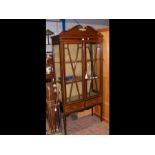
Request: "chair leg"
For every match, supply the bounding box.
[92,107,93,116]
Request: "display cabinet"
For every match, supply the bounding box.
[52,25,103,134]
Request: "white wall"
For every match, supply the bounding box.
[46,20,109,52]
[46,21,108,35]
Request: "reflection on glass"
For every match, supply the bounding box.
[66,82,83,102]
[87,78,100,97]
[64,44,82,62]
[86,43,101,97]
[65,62,82,82]
[64,44,83,103]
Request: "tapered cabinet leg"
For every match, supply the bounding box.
[63,114,67,135]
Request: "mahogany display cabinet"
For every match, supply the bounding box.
[52,25,103,134]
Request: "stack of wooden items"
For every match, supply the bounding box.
[46,52,62,134]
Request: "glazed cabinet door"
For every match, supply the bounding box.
[63,43,84,103]
[85,43,102,98]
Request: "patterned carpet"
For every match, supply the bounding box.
[46,114,109,135]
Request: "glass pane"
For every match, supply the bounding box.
[86,43,100,60]
[65,63,74,81]
[86,59,100,77]
[94,58,100,76]
[64,44,82,62]
[64,43,83,83]
[87,78,100,97]
[86,43,101,79]
[86,43,101,98]
[75,62,82,77]
[64,43,83,103]
[65,62,82,82]
[66,82,83,102]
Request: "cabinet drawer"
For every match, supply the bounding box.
[85,97,102,107]
[64,102,84,114]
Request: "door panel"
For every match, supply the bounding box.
[85,43,101,98]
[64,43,83,103]
[63,42,102,103]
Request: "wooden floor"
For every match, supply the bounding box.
[46,114,109,135]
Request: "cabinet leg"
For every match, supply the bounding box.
[92,107,93,116]
[63,115,67,135]
[100,104,103,121]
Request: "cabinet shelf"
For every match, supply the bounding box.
[86,75,100,79]
[55,60,100,63]
[65,79,82,84]
[65,76,82,84]
[55,60,82,63]
[87,59,100,61]
[87,91,99,96]
[56,76,100,84]
[67,95,83,102]
[65,60,82,63]
[56,76,83,84]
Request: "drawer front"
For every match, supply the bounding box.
[64,102,84,114]
[85,97,102,107]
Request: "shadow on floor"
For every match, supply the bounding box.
[47,114,109,135]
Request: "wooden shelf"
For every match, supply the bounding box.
[65,78,83,84]
[56,76,100,84]
[87,91,99,97]
[86,75,100,80]
[67,95,83,102]
[65,60,82,63]
[57,76,83,84]
[56,60,100,63]
[55,60,82,63]
[55,60,100,63]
